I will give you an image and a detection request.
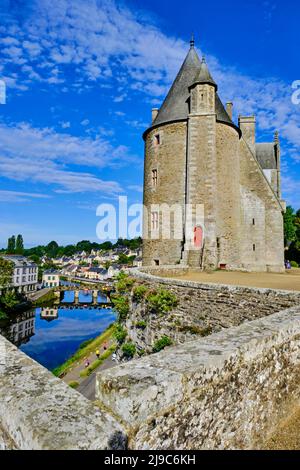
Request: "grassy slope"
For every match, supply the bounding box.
[52,323,116,377]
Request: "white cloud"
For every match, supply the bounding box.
[0,121,136,194]
[0,190,51,202]
[1,0,299,157]
[80,119,90,126]
[60,121,71,128]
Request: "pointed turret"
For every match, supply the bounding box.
[144,40,241,138]
[152,41,201,127]
[191,56,217,89]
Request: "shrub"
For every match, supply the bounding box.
[1,290,19,310]
[132,285,148,302]
[291,261,299,268]
[115,272,135,294]
[178,324,213,336]
[111,295,129,320]
[113,323,127,344]
[121,342,136,358]
[68,381,79,389]
[153,336,172,353]
[146,289,178,315]
[0,309,8,320]
[135,320,147,329]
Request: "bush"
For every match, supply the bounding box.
[68,381,79,389]
[115,272,134,294]
[290,261,299,268]
[113,323,127,344]
[135,320,147,329]
[146,289,178,315]
[121,342,136,358]
[111,295,129,320]
[132,285,148,302]
[153,336,172,353]
[1,290,19,309]
[0,309,8,320]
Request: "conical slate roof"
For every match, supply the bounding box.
[191,56,217,88]
[152,46,201,127]
[150,44,238,133]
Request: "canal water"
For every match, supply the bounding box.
[0,289,117,371]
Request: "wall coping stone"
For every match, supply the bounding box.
[96,305,300,428]
[0,335,127,450]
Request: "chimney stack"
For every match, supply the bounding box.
[239,115,256,155]
[226,102,233,120]
[152,108,159,123]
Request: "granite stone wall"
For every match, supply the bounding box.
[96,304,300,450]
[0,335,127,450]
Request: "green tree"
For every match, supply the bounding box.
[46,241,59,258]
[1,290,19,309]
[15,234,24,255]
[284,206,297,245]
[63,245,76,257]
[7,235,16,254]
[0,258,14,289]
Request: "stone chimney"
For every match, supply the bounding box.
[238,116,256,155]
[226,102,233,120]
[152,108,159,123]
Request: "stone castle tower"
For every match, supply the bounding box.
[142,40,285,272]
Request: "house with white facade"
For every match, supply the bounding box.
[1,255,38,293]
[42,270,60,288]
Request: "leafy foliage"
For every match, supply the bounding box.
[152,336,172,353]
[146,289,178,315]
[113,323,127,344]
[132,285,148,302]
[111,295,130,320]
[285,207,300,264]
[0,258,13,289]
[121,342,136,358]
[135,320,147,329]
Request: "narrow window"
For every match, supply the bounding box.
[154,134,160,145]
[152,169,158,186]
[252,218,255,226]
[151,211,159,230]
[253,244,256,252]
[154,259,160,266]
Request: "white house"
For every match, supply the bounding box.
[42,270,60,288]
[85,267,108,281]
[1,255,38,293]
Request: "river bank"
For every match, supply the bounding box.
[52,323,116,379]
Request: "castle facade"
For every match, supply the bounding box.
[142,41,285,272]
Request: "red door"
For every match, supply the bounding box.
[194,226,203,248]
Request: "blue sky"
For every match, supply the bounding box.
[0,0,299,247]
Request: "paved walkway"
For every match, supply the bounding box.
[62,340,117,400]
[27,288,51,301]
[167,269,300,291]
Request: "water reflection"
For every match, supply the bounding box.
[0,300,116,371]
[2,310,36,347]
[40,307,59,322]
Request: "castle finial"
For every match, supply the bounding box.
[274,130,279,143]
[190,34,195,48]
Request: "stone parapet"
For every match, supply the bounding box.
[96,305,300,449]
[0,335,127,450]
